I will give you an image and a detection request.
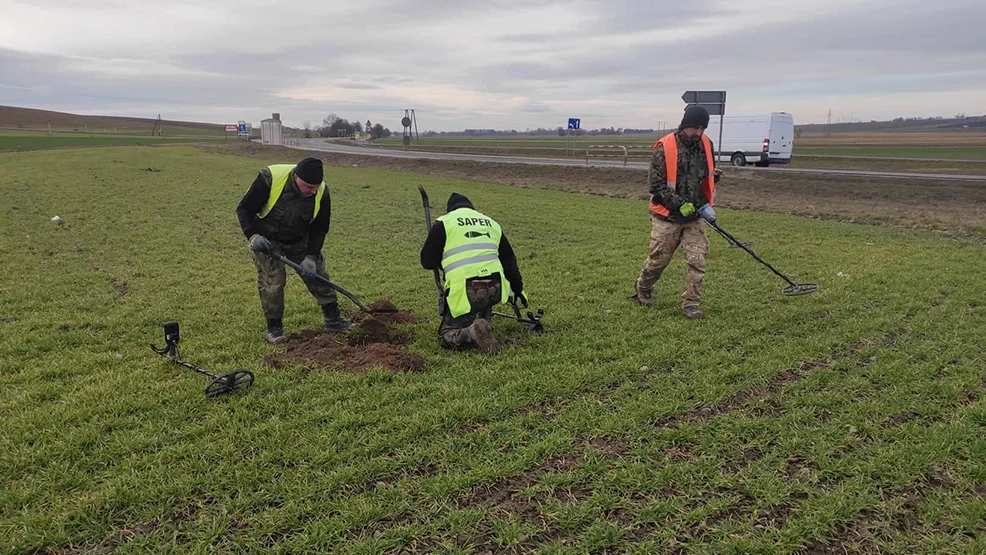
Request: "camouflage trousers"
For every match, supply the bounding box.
[438,278,502,350]
[636,216,709,309]
[252,240,338,320]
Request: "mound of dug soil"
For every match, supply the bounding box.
[348,299,423,325]
[262,299,425,373]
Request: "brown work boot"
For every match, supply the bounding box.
[633,283,653,306]
[468,319,500,354]
[682,306,705,320]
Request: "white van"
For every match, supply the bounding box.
[705,112,794,167]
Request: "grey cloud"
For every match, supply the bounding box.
[3,0,986,130]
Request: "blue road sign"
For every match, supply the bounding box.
[567,118,580,130]
[237,122,247,134]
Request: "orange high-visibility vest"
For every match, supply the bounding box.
[649,132,716,217]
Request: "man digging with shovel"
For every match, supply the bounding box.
[236,157,352,344]
[420,193,527,354]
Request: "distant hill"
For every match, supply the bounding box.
[796,115,986,134]
[0,106,225,135]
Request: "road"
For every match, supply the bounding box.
[284,139,986,182]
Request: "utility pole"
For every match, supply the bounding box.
[826,109,832,137]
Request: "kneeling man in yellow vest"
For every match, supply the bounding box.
[420,193,527,354]
[235,157,352,344]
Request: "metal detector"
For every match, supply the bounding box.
[151,321,254,397]
[706,219,819,296]
[493,296,545,333]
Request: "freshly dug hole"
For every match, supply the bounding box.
[262,298,425,373]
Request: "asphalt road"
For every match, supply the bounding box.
[284,139,986,182]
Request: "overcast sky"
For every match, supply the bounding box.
[2,0,985,131]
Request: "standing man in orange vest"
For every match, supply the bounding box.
[633,105,722,319]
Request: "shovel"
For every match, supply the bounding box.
[270,252,397,314]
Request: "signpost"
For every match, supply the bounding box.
[682,90,726,163]
[566,118,581,157]
[224,124,237,139]
[237,121,249,138]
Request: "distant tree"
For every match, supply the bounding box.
[556,126,566,137]
[303,121,313,138]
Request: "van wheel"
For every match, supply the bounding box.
[730,153,746,167]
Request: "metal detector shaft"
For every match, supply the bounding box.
[173,358,218,378]
[151,343,218,378]
[706,220,800,288]
[271,253,375,313]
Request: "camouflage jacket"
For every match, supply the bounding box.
[648,131,715,222]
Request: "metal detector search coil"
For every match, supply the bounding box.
[151,321,254,397]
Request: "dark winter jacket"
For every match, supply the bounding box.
[235,167,331,256]
[420,194,524,295]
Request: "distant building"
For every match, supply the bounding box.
[261,113,283,145]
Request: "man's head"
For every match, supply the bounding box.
[293,157,323,197]
[447,192,474,212]
[679,105,710,141]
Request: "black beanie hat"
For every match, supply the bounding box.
[447,192,474,212]
[680,105,710,129]
[294,157,323,184]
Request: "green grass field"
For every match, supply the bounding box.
[372,136,986,163]
[0,132,230,152]
[793,147,986,160]
[2,146,986,553]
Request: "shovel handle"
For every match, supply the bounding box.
[270,252,374,313]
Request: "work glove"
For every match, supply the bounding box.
[300,255,318,278]
[678,202,696,218]
[249,234,271,252]
[509,290,529,308]
[698,204,716,223]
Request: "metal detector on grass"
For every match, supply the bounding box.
[151,321,254,397]
[706,220,818,296]
[492,295,545,333]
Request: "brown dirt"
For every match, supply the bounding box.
[262,299,425,373]
[347,298,422,325]
[204,142,986,240]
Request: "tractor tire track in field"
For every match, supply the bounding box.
[394,334,885,552]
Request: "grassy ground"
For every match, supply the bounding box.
[0,133,232,152]
[793,147,986,161]
[2,146,986,554]
[377,133,986,166]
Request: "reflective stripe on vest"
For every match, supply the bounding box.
[257,163,326,222]
[436,207,511,318]
[649,133,716,217]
